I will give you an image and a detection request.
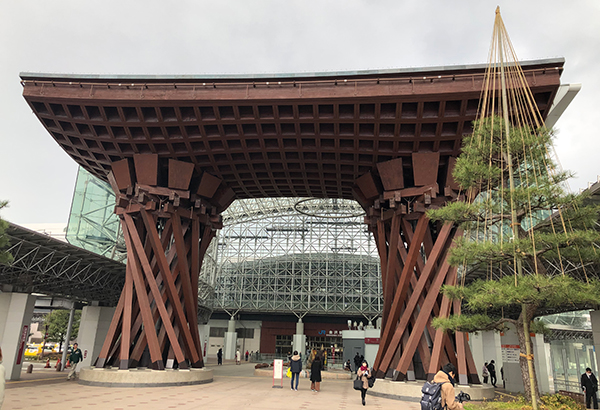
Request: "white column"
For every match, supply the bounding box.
[292,318,306,356]
[591,310,600,373]
[364,328,380,368]
[223,317,237,360]
[500,324,523,393]
[77,305,115,368]
[0,292,36,380]
[531,334,552,393]
[468,332,486,380]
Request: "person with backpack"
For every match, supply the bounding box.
[356,359,373,406]
[422,363,464,410]
[289,350,302,391]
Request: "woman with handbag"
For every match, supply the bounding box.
[356,360,372,406]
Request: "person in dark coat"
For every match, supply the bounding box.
[353,352,361,372]
[217,348,223,365]
[310,353,322,392]
[289,350,302,391]
[356,359,373,406]
[487,360,497,387]
[581,367,599,409]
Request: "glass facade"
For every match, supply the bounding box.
[66,167,124,260]
[550,339,597,392]
[542,310,598,392]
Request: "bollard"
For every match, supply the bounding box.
[26,364,33,373]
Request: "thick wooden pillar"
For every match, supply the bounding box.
[355,154,480,384]
[94,154,230,370]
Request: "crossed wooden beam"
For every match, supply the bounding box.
[94,154,228,370]
[353,154,480,384]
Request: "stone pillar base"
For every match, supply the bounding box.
[79,366,213,387]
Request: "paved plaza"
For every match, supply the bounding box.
[4,361,420,409]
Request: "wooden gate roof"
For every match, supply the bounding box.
[21,58,564,207]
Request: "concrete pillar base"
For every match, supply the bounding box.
[79,366,213,387]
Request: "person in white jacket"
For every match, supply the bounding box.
[0,347,5,409]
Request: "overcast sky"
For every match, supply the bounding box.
[1,1,599,224]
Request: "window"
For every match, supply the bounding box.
[209,327,227,338]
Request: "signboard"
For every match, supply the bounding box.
[16,325,29,365]
[272,359,283,388]
[501,344,520,363]
[365,338,380,345]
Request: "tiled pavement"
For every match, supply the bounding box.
[4,361,420,409]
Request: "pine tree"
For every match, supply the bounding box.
[428,116,600,401]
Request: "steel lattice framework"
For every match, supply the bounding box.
[215,197,382,317]
[0,223,125,304]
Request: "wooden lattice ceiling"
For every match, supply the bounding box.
[21,59,563,204]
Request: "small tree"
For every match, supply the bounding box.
[0,200,13,264]
[45,310,81,352]
[428,116,600,401]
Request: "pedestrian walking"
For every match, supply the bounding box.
[235,350,241,365]
[482,362,489,384]
[581,367,599,409]
[245,350,249,361]
[310,353,322,392]
[67,343,83,380]
[217,348,223,365]
[356,360,372,406]
[289,350,302,391]
[0,347,5,410]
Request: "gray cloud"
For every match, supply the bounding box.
[1,0,599,223]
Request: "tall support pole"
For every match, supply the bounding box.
[497,8,538,409]
[60,303,76,370]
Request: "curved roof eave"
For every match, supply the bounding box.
[19,58,565,83]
